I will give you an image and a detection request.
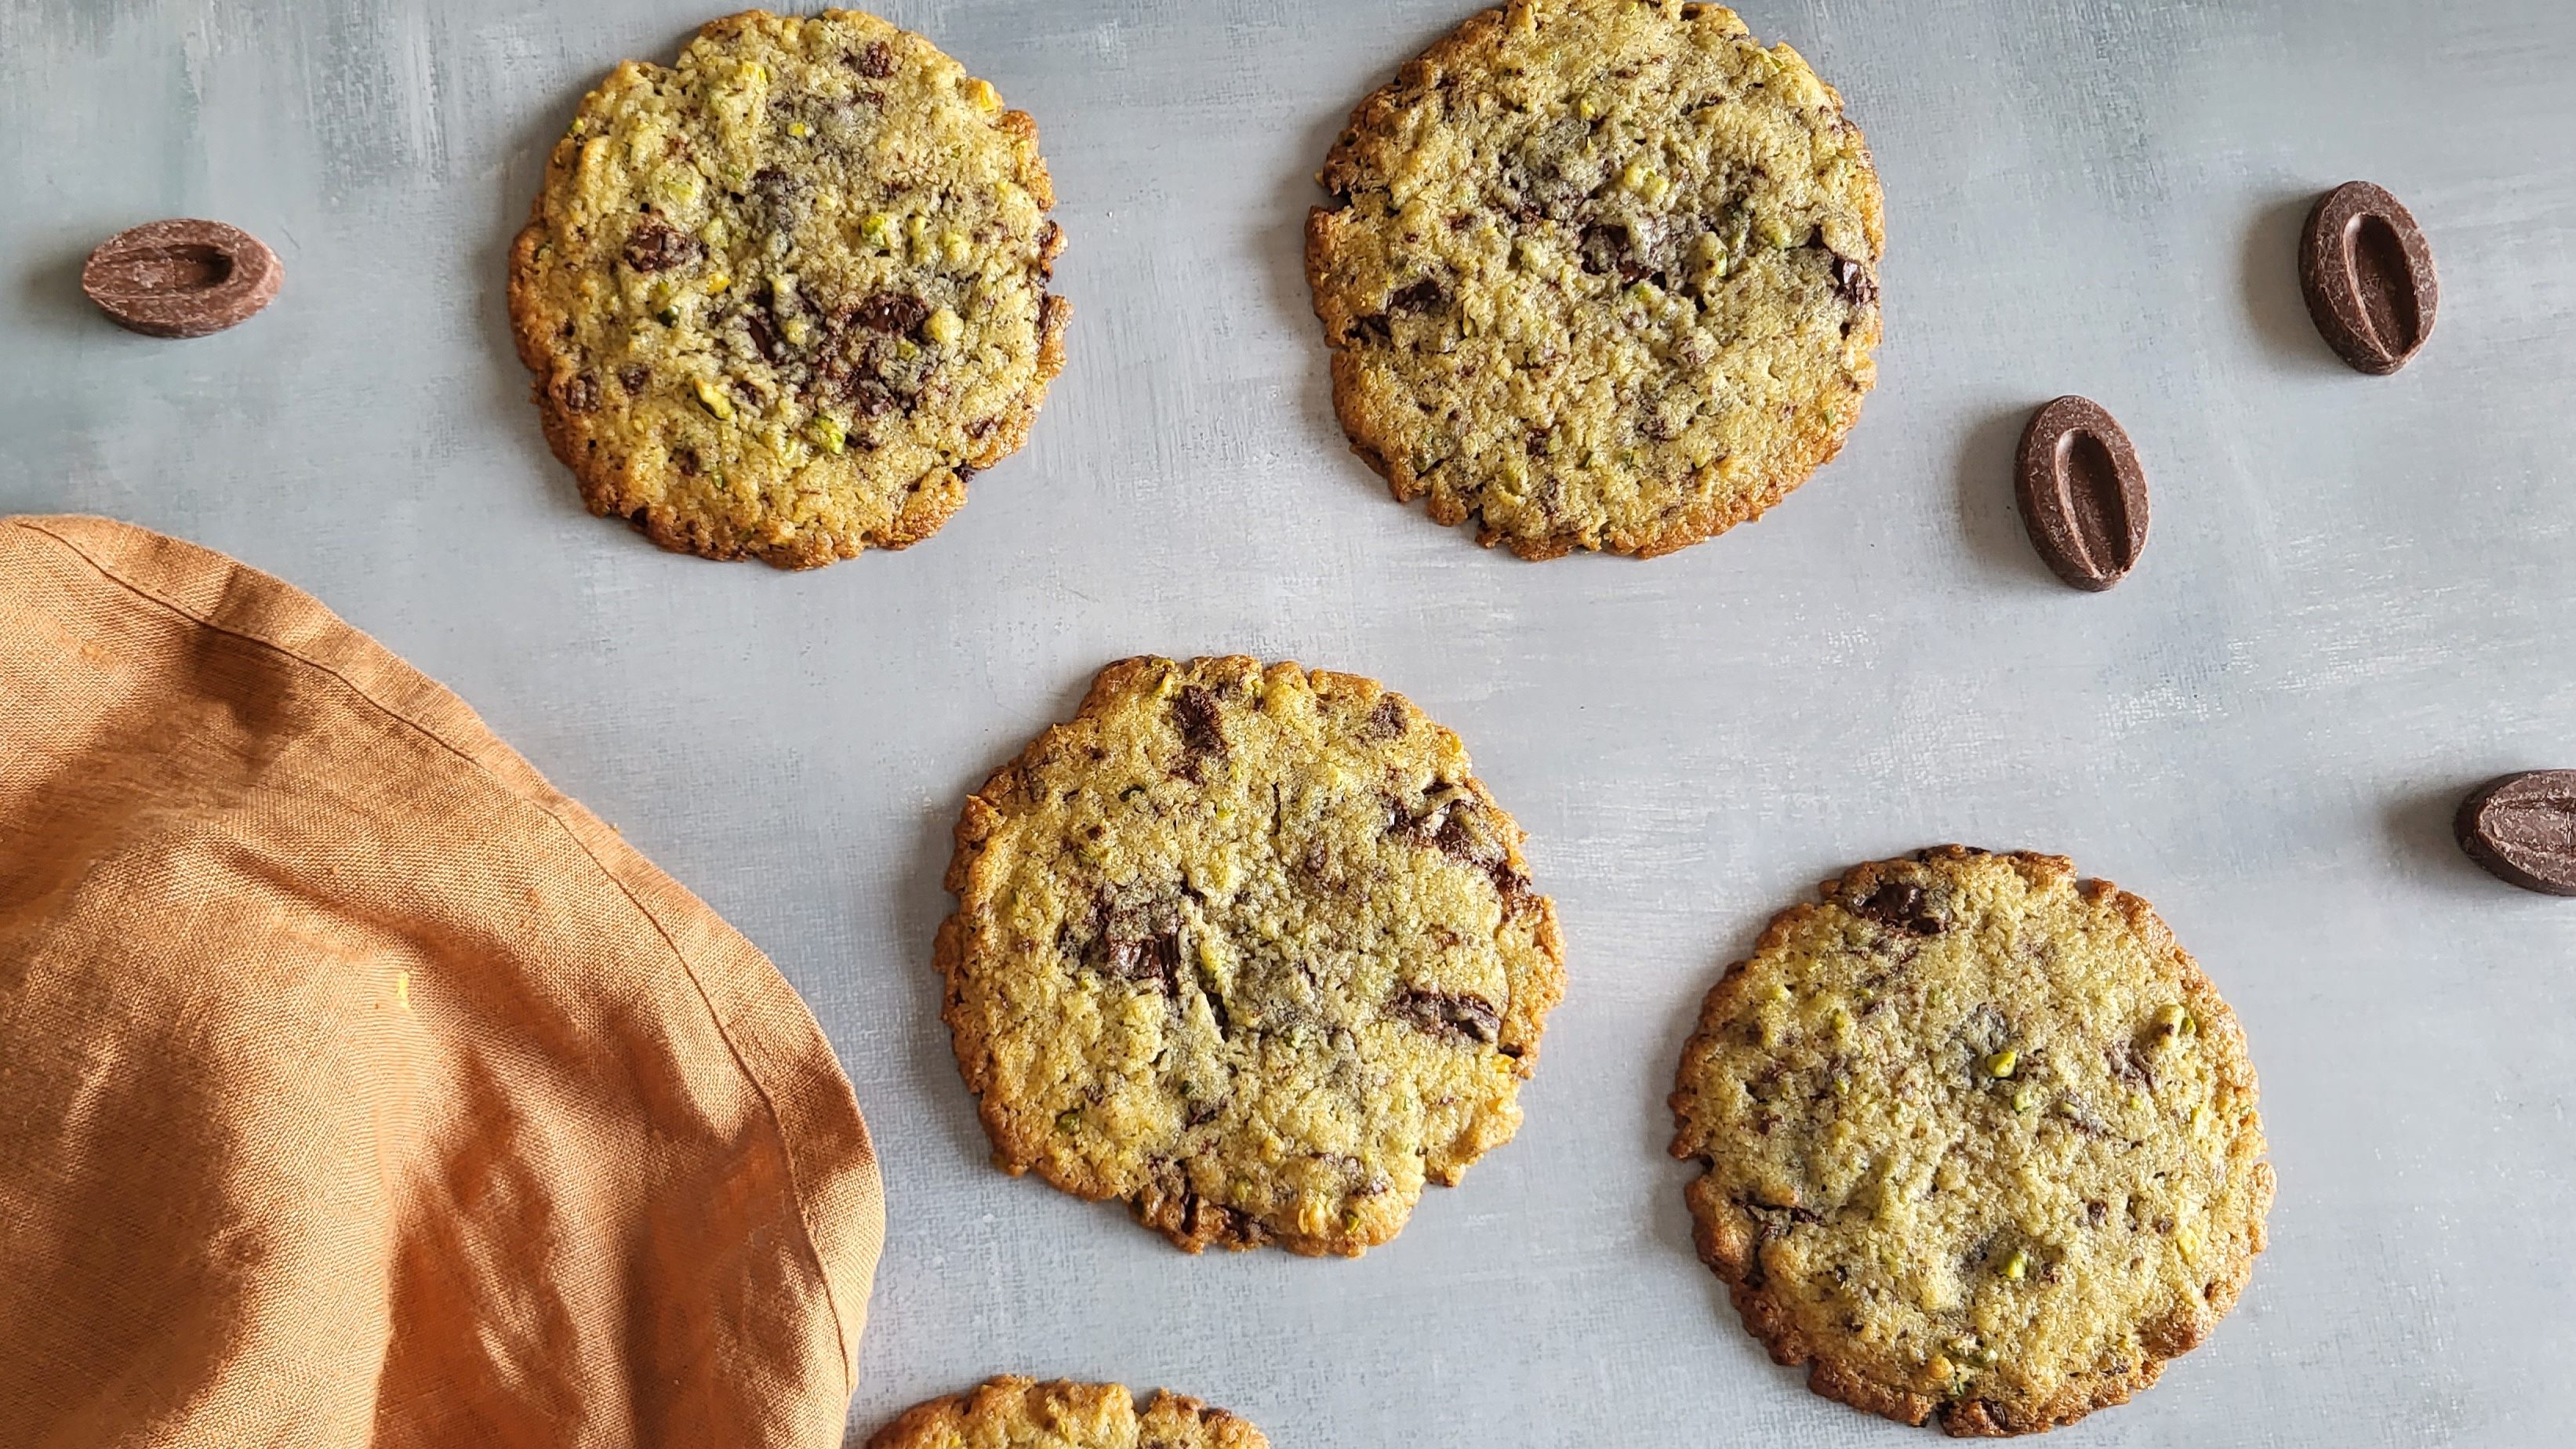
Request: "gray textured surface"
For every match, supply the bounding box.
[5,1,2573,1443]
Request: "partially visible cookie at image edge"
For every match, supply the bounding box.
[1307,0,1884,559]
[1669,848,2272,1436]
[937,656,1565,1257]
[510,9,1068,568]
[867,1377,1268,1449]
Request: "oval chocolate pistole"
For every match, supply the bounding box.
[2015,395,2148,591]
[82,219,282,338]
[2457,772,2576,896]
[2299,181,2436,375]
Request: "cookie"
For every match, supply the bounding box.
[509,9,1068,568]
[1306,0,1883,559]
[1668,848,2272,1436]
[937,656,1565,1256]
[867,1378,1266,1449]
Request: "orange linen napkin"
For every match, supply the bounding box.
[0,516,882,1448]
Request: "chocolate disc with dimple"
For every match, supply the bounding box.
[2298,181,2436,376]
[2456,772,2576,896]
[2015,395,2149,592]
[82,220,282,338]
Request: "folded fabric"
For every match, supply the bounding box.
[0,516,881,1448]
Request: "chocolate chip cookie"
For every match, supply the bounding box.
[867,1378,1267,1449]
[937,656,1565,1256]
[1307,0,1882,559]
[1669,848,2271,1436]
[509,9,1067,568]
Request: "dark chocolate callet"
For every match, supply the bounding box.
[2298,181,2436,376]
[2015,395,2148,592]
[2456,771,2576,895]
[82,219,282,338]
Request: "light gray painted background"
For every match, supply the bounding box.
[5,1,2572,1443]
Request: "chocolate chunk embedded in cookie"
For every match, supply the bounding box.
[867,1378,1267,1449]
[1306,0,1883,559]
[937,656,1566,1256]
[509,9,1067,568]
[1669,848,2271,1436]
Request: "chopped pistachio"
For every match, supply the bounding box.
[1758,215,1795,248]
[964,77,1001,111]
[692,378,735,420]
[2012,1085,2041,1113]
[805,413,847,454]
[1627,279,1664,309]
[650,165,701,208]
[786,120,810,138]
[704,272,732,294]
[1983,1048,2018,1079]
[782,316,812,347]
[655,304,681,326]
[924,306,965,346]
[1055,1108,1081,1132]
[940,230,973,267]
[859,212,896,249]
[2154,1003,2198,1040]
[2000,1247,2029,1280]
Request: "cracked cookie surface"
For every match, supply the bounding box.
[1669,848,2271,1436]
[510,9,1066,568]
[1306,0,1882,558]
[938,656,1565,1256]
[867,1378,1267,1449]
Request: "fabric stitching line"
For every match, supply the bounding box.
[11,518,863,1394]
